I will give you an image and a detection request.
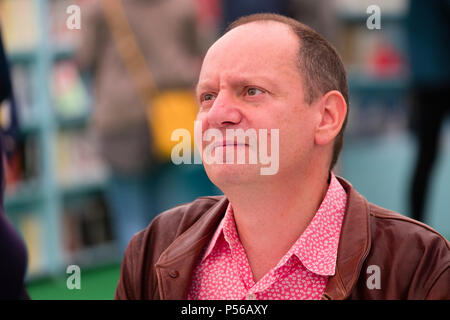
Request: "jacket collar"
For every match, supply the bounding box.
[202,174,347,276]
[154,197,229,299]
[322,177,372,300]
[155,176,371,300]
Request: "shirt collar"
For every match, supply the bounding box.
[288,173,347,275]
[201,173,347,276]
[201,203,235,262]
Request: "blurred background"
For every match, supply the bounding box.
[0,0,448,299]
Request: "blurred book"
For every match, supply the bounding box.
[63,205,83,253]
[19,213,44,274]
[10,64,34,126]
[337,19,406,79]
[79,196,112,247]
[52,60,89,118]
[63,194,113,259]
[0,0,38,52]
[55,128,107,187]
[367,40,404,78]
[4,134,40,193]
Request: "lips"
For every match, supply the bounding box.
[211,141,248,149]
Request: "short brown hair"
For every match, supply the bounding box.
[226,13,349,170]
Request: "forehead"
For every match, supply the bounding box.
[198,21,300,85]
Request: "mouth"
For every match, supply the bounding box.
[212,141,249,149]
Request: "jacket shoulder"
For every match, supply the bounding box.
[363,202,449,299]
[368,202,449,249]
[131,195,224,251]
[115,195,224,299]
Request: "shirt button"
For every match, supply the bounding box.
[169,270,179,278]
[246,293,257,300]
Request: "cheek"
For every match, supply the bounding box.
[194,112,208,149]
[278,110,316,157]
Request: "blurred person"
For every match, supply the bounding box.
[221,0,289,28]
[76,0,213,255]
[407,0,450,223]
[0,28,29,300]
[288,0,337,43]
[221,0,337,41]
[115,14,449,300]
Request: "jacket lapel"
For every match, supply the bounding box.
[154,197,229,299]
[323,177,372,299]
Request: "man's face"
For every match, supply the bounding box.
[195,21,319,187]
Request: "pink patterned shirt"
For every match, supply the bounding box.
[187,173,347,300]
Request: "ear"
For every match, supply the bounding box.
[314,90,347,146]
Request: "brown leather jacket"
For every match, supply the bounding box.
[115,177,450,300]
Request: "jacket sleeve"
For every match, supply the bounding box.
[425,266,450,300]
[114,235,140,300]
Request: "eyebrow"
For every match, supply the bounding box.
[196,74,279,96]
[195,81,215,97]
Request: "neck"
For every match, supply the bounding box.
[222,165,331,268]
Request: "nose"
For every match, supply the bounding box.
[206,91,242,128]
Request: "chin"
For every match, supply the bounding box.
[204,162,261,187]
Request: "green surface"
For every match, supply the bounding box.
[26,263,121,300]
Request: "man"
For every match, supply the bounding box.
[115,14,449,300]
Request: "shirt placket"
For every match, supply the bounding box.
[227,232,255,291]
[250,255,299,297]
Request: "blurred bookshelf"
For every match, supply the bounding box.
[335,1,450,239]
[335,0,410,138]
[0,0,116,280]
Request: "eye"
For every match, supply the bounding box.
[201,93,216,102]
[246,87,264,96]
